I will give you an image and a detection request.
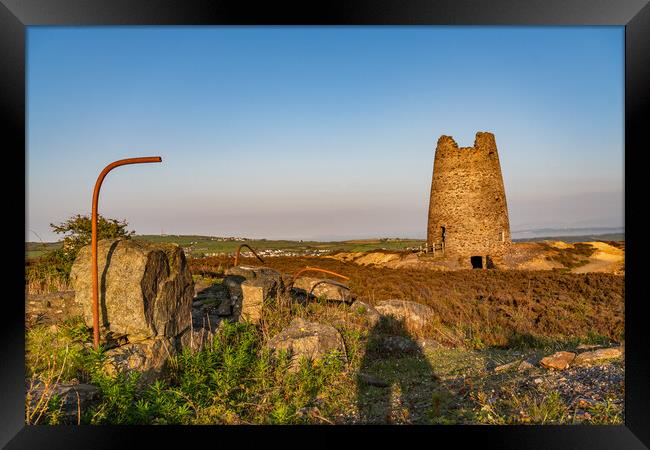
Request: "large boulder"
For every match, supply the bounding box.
[267,318,346,371]
[374,299,435,332]
[292,276,351,303]
[70,239,194,341]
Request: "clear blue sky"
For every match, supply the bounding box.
[27,26,624,241]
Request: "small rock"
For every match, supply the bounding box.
[573,347,623,366]
[495,360,521,373]
[357,372,389,387]
[518,361,535,372]
[540,351,576,370]
[533,377,543,384]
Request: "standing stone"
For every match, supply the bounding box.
[240,277,277,323]
[69,238,194,341]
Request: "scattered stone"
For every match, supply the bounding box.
[267,318,346,371]
[540,351,576,370]
[27,382,100,424]
[358,372,389,388]
[374,299,434,331]
[533,377,543,384]
[518,360,535,372]
[350,300,381,327]
[104,336,177,385]
[292,276,351,303]
[240,277,277,323]
[573,347,623,366]
[495,360,522,373]
[70,238,194,341]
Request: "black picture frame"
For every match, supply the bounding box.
[2,0,647,448]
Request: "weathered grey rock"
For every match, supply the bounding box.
[357,372,389,388]
[573,347,623,366]
[177,326,215,353]
[540,351,576,370]
[292,276,351,303]
[70,238,194,341]
[104,336,177,385]
[240,277,277,323]
[27,382,100,424]
[381,336,420,353]
[375,299,435,331]
[267,318,346,371]
[350,300,381,327]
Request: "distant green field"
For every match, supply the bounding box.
[26,235,425,259]
[26,232,624,260]
[136,235,425,257]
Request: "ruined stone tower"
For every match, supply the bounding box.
[427,132,511,267]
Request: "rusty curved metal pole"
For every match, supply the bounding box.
[289,266,350,290]
[91,157,162,349]
[307,280,352,304]
[233,243,265,266]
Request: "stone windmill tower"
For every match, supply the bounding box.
[426,131,511,268]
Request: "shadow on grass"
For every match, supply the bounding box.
[356,316,456,424]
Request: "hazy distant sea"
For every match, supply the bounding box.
[511,227,624,242]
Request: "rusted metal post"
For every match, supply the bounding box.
[233,243,265,266]
[91,157,162,349]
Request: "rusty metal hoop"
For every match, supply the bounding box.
[233,243,265,266]
[91,157,162,349]
[307,280,352,305]
[289,266,350,290]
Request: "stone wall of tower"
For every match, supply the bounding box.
[427,131,511,257]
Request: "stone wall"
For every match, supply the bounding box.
[427,131,511,257]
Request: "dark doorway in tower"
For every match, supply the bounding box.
[441,226,446,243]
[470,256,483,269]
